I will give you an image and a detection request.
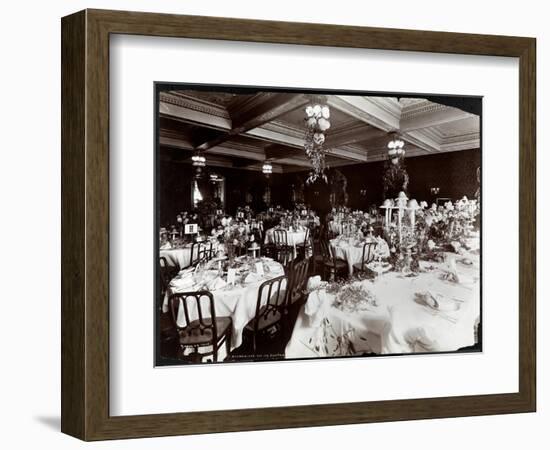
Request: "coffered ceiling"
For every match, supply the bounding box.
[159,89,480,174]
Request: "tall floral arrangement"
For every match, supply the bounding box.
[220,223,251,259]
[304,100,331,184]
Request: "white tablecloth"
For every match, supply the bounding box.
[162,259,285,356]
[286,251,480,358]
[160,247,192,269]
[160,241,218,269]
[264,228,308,247]
[330,237,375,275]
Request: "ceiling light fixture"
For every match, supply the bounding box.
[304,97,331,184]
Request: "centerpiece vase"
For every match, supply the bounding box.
[226,243,236,266]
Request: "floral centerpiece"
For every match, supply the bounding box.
[415,197,479,254]
[331,283,378,313]
[217,223,252,262]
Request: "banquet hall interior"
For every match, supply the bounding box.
[156,87,481,365]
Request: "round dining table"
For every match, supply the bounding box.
[160,240,218,269]
[264,227,308,246]
[330,236,376,275]
[162,257,285,359]
[159,246,193,269]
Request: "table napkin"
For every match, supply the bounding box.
[170,274,195,292]
[207,276,227,291]
[441,256,461,283]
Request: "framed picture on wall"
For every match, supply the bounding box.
[61,9,536,441]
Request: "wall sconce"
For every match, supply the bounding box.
[430,187,440,195]
[360,189,367,196]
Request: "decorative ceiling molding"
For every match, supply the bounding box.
[194,93,308,151]
[327,95,400,131]
[159,99,231,131]
[400,100,446,119]
[159,91,481,172]
[367,97,403,120]
[161,92,230,119]
[400,105,472,132]
[401,130,440,153]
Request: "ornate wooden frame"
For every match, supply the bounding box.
[61,9,536,440]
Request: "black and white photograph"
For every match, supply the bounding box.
[155,85,482,365]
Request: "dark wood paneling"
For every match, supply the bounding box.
[158,161,293,225]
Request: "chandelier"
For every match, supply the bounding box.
[387,135,405,158]
[262,161,273,175]
[209,173,222,182]
[192,151,206,179]
[192,153,206,167]
[304,99,331,184]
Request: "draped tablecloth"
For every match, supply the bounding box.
[160,240,218,269]
[330,237,376,275]
[264,227,308,249]
[160,247,192,269]
[286,251,480,358]
[162,259,285,357]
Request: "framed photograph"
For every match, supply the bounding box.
[61,9,536,441]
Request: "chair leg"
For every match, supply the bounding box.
[252,332,257,358]
[225,329,232,361]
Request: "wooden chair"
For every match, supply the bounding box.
[168,291,232,363]
[285,258,311,332]
[159,256,178,298]
[250,220,264,243]
[296,227,311,260]
[353,241,377,274]
[244,275,289,357]
[202,240,214,261]
[310,237,324,275]
[272,229,289,246]
[189,241,213,266]
[287,257,310,307]
[271,229,294,268]
[319,239,348,281]
[158,257,180,358]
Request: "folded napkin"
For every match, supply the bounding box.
[207,276,227,291]
[304,276,329,320]
[414,290,459,313]
[170,275,195,291]
[177,266,194,277]
[304,289,330,325]
[160,242,172,250]
[307,275,322,291]
[441,257,461,283]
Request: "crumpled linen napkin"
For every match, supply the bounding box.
[441,257,461,283]
[170,274,195,292]
[414,290,459,313]
[207,276,227,291]
[304,276,330,325]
